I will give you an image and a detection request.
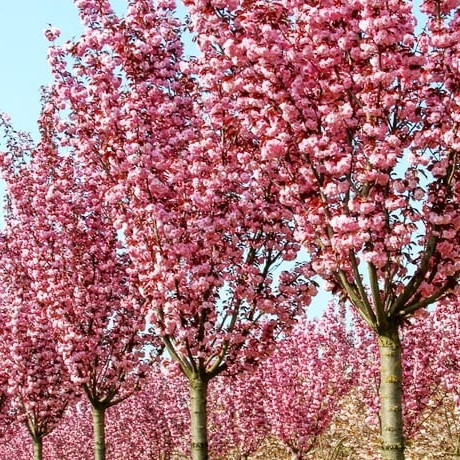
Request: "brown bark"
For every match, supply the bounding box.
[92,405,106,460]
[33,436,43,460]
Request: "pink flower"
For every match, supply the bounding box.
[44,26,61,42]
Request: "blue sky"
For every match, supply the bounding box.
[0,0,108,134]
[0,0,189,136]
[0,0,425,137]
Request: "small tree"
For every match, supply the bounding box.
[260,305,353,459]
[0,235,75,460]
[207,373,269,460]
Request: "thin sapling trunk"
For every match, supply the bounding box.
[378,325,404,460]
[33,436,43,460]
[189,376,209,460]
[92,405,106,460]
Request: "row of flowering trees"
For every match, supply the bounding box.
[0,298,458,459]
[0,302,458,458]
[0,0,459,459]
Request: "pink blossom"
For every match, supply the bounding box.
[43,26,61,41]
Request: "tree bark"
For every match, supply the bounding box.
[33,436,43,460]
[453,436,460,459]
[378,325,404,460]
[189,376,208,460]
[92,405,106,460]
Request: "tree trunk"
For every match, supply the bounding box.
[92,405,106,460]
[33,436,43,460]
[378,325,404,460]
[453,436,460,459]
[189,376,208,460]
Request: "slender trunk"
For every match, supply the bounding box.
[378,325,404,460]
[454,436,460,459]
[92,405,106,460]
[189,376,208,460]
[33,436,43,460]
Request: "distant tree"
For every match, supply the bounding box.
[259,305,353,459]
[207,372,268,460]
[0,227,74,460]
[104,366,190,460]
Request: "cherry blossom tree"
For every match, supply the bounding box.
[104,367,190,459]
[0,330,14,446]
[435,297,460,413]
[259,305,353,459]
[0,101,148,460]
[207,372,269,459]
[45,204,147,460]
[36,1,316,459]
[46,403,93,460]
[181,0,460,458]
[35,151,148,460]
[0,116,76,460]
[0,232,74,460]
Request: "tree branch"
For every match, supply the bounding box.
[390,234,437,315]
